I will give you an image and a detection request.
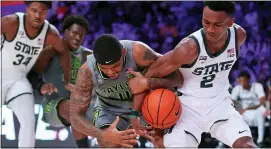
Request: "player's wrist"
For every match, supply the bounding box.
[129,108,140,119]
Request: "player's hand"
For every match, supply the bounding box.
[65,83,74,91]
[40,83,57,95]
[131,117,155,141]
[101,116,139,148]
[127,69,149,94]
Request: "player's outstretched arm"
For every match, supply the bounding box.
[45,25,71,87]
[144,37,198,78]
[129,41,183,95]
[70,63,139,147]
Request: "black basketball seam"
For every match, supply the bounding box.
[161,92,177,127]
[146,93,154,124]
[156,89,165,128]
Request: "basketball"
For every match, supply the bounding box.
[141,89,182,129]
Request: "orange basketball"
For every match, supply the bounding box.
[141,89,182,129]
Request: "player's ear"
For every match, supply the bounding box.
[64,29,69,36]
[122,48,126,57]
[228,17,235,27]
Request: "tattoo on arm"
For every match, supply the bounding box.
[143,48,159,61]
[147,71,183,90]
[70,65,103,139]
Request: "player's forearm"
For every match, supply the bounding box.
[132,92,148,111]
[146,71,183,90]
[70,114,103,139]
[246,104,261,110]
[60,51,71,84]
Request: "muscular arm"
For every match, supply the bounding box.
[144,37,199,78]
[131,41,184,111]
[70,63,103,138]
[45,25,71,85]
[133,41,183,89]
[1,14,18,41]
[32,45,57,74]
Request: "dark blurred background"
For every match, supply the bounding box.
[1,1,270,148]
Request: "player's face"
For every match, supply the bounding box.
[26,2,49,29]
[65,24,87,51]
[202,6,234,43]
[98,49,126,79]
[238,77,250,88]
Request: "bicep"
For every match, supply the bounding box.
[46,25,66,54]
[133,41,161,68]
[158,38,198,71]
[70,63,94,114]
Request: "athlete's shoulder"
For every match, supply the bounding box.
[1,14,19,29]
[232,23,246,46]
[253,82,264,88]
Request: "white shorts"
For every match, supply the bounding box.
[1,77,33,106]
[164,93,252,147]
[242,105,266,126]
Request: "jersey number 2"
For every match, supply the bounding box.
[200,74,216,88]
[13,54,32,66]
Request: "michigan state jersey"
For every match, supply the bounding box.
[1,13,49,81]
[87,40,138,114]
[178,26,238,98]
[43,46,91,98]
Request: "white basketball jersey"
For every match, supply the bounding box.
[1,13,49,81]
[178,26,238,98]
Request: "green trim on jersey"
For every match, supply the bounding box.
[201,28,231,58]
[233,26,239,59]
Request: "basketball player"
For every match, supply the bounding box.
[231,71,266,147]
[128,2,258,148]
[35,15,93,148]
[1,1,71,147]
[70,34,182,147]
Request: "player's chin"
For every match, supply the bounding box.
[109,75,119,79]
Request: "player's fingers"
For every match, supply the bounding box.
[120,129,137,135]
[120,134,138,140]
[144,125,153,130]
[147,130,155,136]
[128,70,142,77]
[137,131,154,141]
[110,116,120,128]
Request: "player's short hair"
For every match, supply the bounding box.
[24,1,52,9]
[62,15,89,32]
[238,71,250,79]
[93,34,122,65]
[204,1,236,16]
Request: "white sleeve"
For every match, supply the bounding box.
[254,83,265,98]
[231,86,240,100]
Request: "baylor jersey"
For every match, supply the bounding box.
[178,26,239,98]
[43,46,91,98]
[87,40,138,114]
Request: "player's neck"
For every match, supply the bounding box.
[25,19,40,38]
[207,32,228,53]
[243,84,251,90]
[63,38,73,52]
